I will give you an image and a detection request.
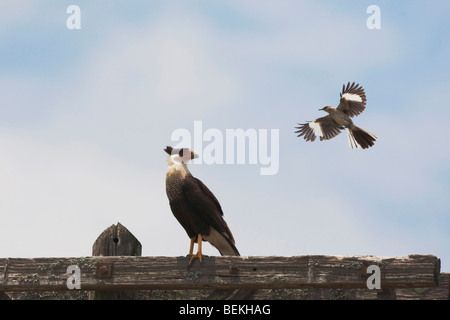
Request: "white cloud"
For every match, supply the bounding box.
[0,1,39,24]
[80,14,237,118]
[0,134,179,257]
[219,0,400,71]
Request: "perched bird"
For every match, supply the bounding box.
[295,82,377,149]
[164,146,239,266]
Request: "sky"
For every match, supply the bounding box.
[0,1,449,274]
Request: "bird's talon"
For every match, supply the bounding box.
[188,253,206,266]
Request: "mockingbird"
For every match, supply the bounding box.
[295,82,377,149]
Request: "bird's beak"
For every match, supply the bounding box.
[318,107,324,111]
[190,150,199,160]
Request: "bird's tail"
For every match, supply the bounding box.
[347,125,377,149]
[205,228,240,256]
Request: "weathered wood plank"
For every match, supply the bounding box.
[250,273,449,300]
[0,255,440,292]
[394,272,449,300]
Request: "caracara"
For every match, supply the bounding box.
[295,82,377,149]
[164,146,239,266]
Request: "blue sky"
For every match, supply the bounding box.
[1,1,449,273]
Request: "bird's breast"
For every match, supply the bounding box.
[165,172,185,202]
[330,110,353,126]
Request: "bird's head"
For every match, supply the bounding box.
[164,146,199,164]
[319,106,333,113]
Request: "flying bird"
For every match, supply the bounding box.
[164,146,239,266]
[295,82,377,149]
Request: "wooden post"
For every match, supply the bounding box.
[89,222,142,300]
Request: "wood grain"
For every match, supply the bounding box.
[0,254,440,292]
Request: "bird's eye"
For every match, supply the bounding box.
[179,149,184,157]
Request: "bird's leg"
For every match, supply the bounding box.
[188,237,195,256]
[188,234,205,266]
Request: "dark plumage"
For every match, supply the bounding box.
[164,146,239,266]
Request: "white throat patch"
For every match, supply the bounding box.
[166,155,189,178]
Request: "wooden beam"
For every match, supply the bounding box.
[249,272,450,300]
[0,254,440,292]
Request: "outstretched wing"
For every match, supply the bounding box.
[295,115,343,142]
[336,82,367,117]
